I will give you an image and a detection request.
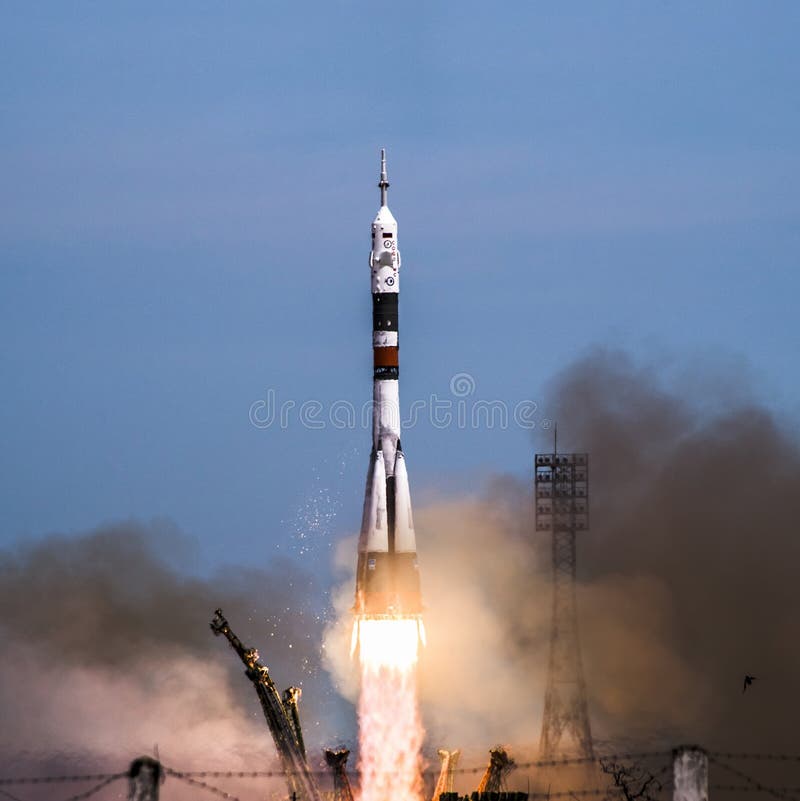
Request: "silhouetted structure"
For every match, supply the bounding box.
[128,757,162,801]
[210,609,322,801]
[324,748,355,801]
[535,451,594,760]
[442,756,526,801]
[476,748,515,794]
[440,794,527,801]
[433,749,461,801]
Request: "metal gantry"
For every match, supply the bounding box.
[535,451,594,761]
[324,748,355,801]
[210,609,322,801]
[476,747,516,794]
[432,749,461,801]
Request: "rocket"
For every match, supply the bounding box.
[354,150,422,619]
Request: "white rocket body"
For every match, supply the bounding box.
[354,151,422,618]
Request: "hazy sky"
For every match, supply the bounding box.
[2,2,799,571]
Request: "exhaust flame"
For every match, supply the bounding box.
[355,617,425,801]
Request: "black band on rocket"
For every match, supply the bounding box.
[373,293,399,332]
[374,366,399,379]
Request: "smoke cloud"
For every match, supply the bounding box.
[549,348,800,753]
[5,347,799,792]
[323,348,800,777]
[323,490,548,775]
[0,519,344,776]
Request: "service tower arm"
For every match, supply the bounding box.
[210,609,322,801]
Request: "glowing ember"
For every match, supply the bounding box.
[355,617,425,801]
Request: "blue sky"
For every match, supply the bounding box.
[2,2,799,572]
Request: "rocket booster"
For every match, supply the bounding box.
[354,151,422,618]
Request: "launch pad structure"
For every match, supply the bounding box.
[210,609,323,801]
[325,748,355,801]
[433,749,461,801]
[476,747,516,793]
[535,451,594,761]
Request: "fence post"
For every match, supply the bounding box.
[128,757,163,801]
[673,746,708,801]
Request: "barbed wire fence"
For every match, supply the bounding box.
[2,749,800,801]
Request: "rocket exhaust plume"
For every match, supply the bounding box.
[352,151,424,801]
[356,618,424,801]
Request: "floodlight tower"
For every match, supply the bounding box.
[535,448,594,760]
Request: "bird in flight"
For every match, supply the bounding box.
[742,675,757,693]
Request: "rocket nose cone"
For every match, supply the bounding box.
[374,205,397,224]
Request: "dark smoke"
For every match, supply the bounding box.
[325,348,800,787]
[0,519,346,772]
[543,348,800,752]
[5,349,799,791]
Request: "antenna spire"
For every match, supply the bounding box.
[378,148,390,206]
